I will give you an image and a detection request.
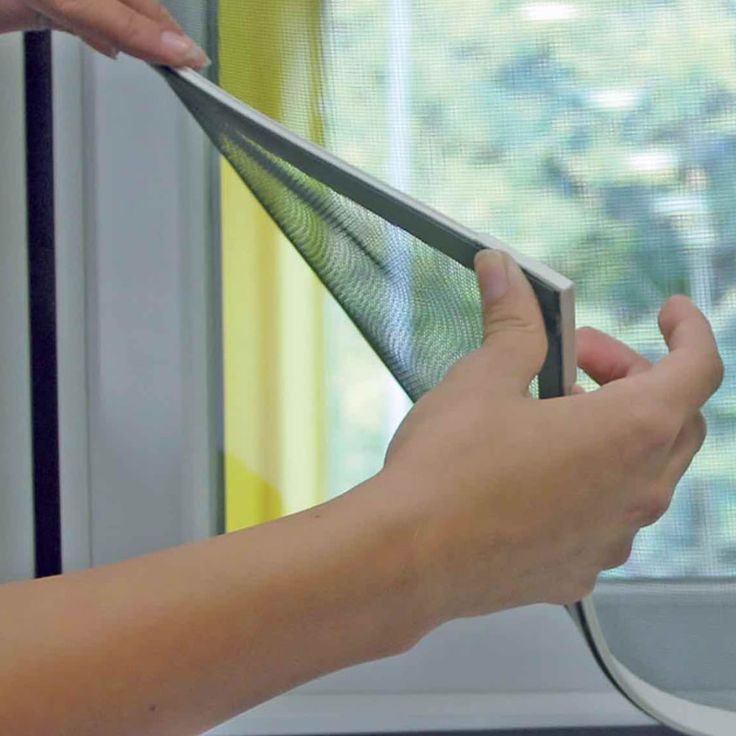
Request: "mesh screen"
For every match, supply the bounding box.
[167,73,477,401]
[216,135,481,402]
[218,142,481,406]
[164,0,736,726]
[161,68,565,403]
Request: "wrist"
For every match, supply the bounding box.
[347,468,446,649]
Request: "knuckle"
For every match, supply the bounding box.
[530,331,550,369]
[486,312,540,338]
[630,488,672,528]
[686,412,708,455]
[120,6,143,44]
[602,539,634,570]
[709,352,725,393]
[486,314,548,367]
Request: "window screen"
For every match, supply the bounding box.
[165,1,736,733]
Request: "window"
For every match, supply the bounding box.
[60,0,736,731]
[211,1,736,728]
[219,0,735,575]
[322,0,736,578]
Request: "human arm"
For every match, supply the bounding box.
[0,477,426,736]
[0,250,723,735]
[0,0,208,67]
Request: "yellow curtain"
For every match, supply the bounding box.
[218,1,326,531]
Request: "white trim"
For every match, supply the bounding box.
[0,33,34,584]
[53,33,94,572]
[581,596,736,736]
[177,79,222,542]
[595,577,736,603]
[205,692,650,735]
[76,52,218,565]
[169,0,221,543]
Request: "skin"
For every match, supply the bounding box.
[0,5,725,733]
[0,0,209,67]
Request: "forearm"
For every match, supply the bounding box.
[0,473,431,736]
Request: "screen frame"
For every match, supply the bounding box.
[159,65,577,399]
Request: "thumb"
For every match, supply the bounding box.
[474,249,548,393]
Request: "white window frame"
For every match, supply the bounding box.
[0,34,34,584]
[53,34,220,571]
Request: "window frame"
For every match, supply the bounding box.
[0,33,34,584]
[53,39,221,569]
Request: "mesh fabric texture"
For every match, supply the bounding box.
[161,68,565,402]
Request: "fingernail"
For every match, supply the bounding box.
[192,50,212,69]
[475,249,508,302]
[105,48,120,61]
[161,31,209,67]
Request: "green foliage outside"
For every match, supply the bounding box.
[322,0,736,577]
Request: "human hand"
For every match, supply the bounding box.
[380,249,723,625]
[0,0,208,67]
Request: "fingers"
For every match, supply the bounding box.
[640,296,724,416]
[474,249,548,394]
[577,326,651,386]
[624,411,707,531]
[26,0,209,67]
[42,14,122,58]
[0,0,42,32]
[78,31,120,59]
[119,0,183,34]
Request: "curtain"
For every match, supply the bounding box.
[218,1,326,531]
